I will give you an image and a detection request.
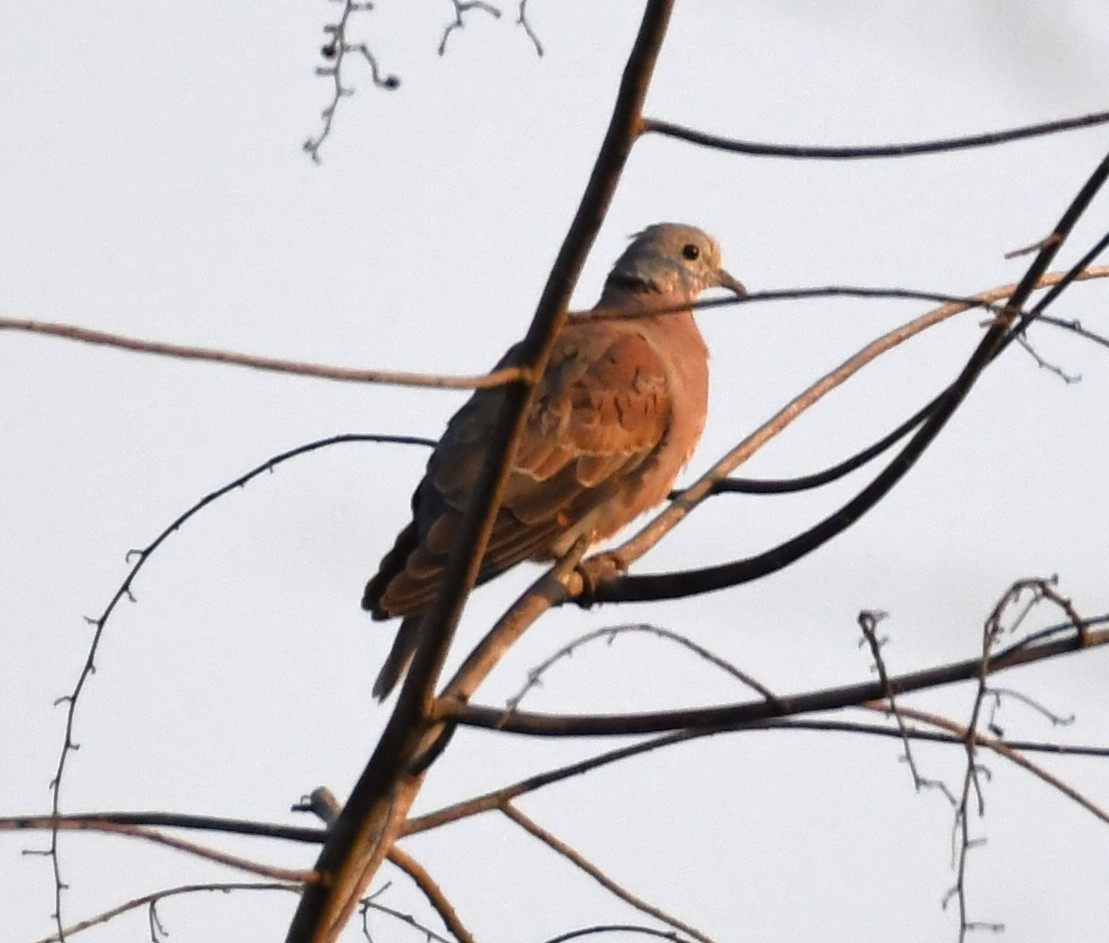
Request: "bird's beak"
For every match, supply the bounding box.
[718,269,747,297]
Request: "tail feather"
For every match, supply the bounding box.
[372,615,423,700]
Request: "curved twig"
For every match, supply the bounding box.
[641,110,1109,159]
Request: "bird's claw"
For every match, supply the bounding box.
[573,552,629,607]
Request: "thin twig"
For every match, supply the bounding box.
[32,882,299,943]
[387,846,476,943]
[439,1,501,56]
[44,433,428,938]
[544,927,695,943]
[504,623,777,712]
[641,110,1109,159]
[21,817,317,882]
[502,803,716,943]
[857,610,931,792]
[517,0,544,55]
[0,317,522,389]
[305,0,399,162]
[5,812,325,845]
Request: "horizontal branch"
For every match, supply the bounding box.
[0,316,524,390]
[641,108,1109,159]
[2,811,326,844]
[437,622,1109,737]
[0,284,1033,391]
[33,881,299,943]
[9,816,317,881]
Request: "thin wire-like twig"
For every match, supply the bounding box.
[439,1,502,55]
[543,926,695,943]
[502,803,717,943]
[856,610,934,793]
[387,846,476,943]
[23,817,316,882]
[305,0,400,162]
[504,622,777,712]
[517,0,544,55]
[0,316,522,390]
[641,110,1109,159]
[44,433,430,937]
[32,882,299,943]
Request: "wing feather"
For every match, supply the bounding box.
[365,322,674,618]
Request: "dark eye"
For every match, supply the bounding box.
[681,243,700,261]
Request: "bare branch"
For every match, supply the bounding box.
[439,1,502,56]
[641,110,1109,159]
[32,882,299,943]
[44,433,426,936]
[17,817,316,882]
[0,316,523,390]
[517,0,544,55]
[305,0,399,163]
[587,189,1109,603]
[504,622,778,712]
[441,619,1108,736]
[387,846,476,943]
[879,705,1109,828]
[502,803,716,943]
[857,610,933,792]
[287,5,680,939]
[5,278,1098,392]
[4,812,325,845]
[544,927,696,943]
[360,897,454,943]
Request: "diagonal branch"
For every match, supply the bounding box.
[387,846,476,943]
[286,4,679,941]
[588,163,1109,605]
[868,704,1109,827]
[502,802,717,943]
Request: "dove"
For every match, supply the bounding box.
[363,223,745,698]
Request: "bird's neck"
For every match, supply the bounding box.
[596,281,697,315]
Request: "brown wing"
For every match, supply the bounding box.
[363,322,674,619]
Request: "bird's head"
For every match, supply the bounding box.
[604,223,746,303]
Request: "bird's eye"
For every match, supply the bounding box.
[681,243,700,261]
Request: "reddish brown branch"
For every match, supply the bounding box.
[387,847,476,943]
[286,5,679,941]
[0,316,521,390]
[502,802,716,943]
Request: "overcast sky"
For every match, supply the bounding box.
[3,3,1109,942]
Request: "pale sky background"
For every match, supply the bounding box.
[3,3,1109,942]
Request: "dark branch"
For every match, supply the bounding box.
[641,110,1109,159]
[588,156,1109,607]
[440,620,1108,737]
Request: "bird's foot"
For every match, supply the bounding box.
[573,552,629,608]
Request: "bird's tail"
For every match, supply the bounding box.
[372,614,423,700]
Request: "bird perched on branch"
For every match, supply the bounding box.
[363,223,746,698]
